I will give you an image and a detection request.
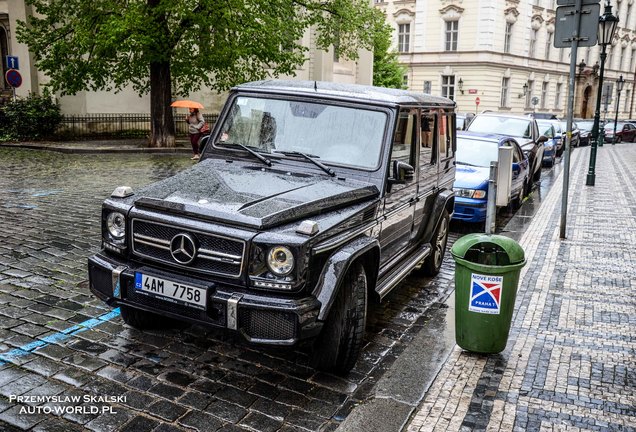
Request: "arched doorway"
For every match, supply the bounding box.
[581,86,592,118]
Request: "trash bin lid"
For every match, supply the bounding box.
[451,233,525,264]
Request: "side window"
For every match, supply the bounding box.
[391,109,417,166]
[511,143,522,163]
[439,112,455,160]
[420,111,436,166]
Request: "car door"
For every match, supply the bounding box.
[509,140,527,196]
[379,108,419,266]
[412,109,438,243]
[624,123,636,142]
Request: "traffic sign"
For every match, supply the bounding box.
[554,4,600,48]
[557,0,599,5]
[468,89,478,95]
[5,56,19,70]
[475,97,480,105]
[5,69,22,88]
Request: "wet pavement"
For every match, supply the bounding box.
[0,146,566,431]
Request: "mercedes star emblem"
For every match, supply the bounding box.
[170,233,197,265]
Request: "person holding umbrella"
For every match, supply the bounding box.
[171,100,207,160]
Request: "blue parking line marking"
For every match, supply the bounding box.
[0,308,121,367]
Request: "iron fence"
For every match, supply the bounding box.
[55,113,218,140]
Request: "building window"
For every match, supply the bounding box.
[559,48,565,62]
[631,49,636,72]
[555,83,562,109]
[500,77,510,107]
[441,75,455,101]
[620,47,626,70]
[398,24,410,53]
[627,4,632,28]
[526,80,534,108]
[625,89,631,112]
[529,30,538,58]
[423,81,432,94]
[541,82,548,109]
[445,20,459,51]
[504,22,513,54]
[545,33,552,60]
[403,74,409,88]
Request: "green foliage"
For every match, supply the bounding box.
[372,16,407,90]
[0,92,63,141]
[17,0,384,96]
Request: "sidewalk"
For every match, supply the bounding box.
[407,144,636,431]
[0,138,192,154]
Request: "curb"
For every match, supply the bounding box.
[0,142,192,155]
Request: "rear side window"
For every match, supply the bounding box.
[391,109,417,166]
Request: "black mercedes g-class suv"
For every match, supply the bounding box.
[88,80,456,373]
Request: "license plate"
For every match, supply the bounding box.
[134,273,206,310]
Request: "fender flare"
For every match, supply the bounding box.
[420,189,455,243]
[313,236,379,321]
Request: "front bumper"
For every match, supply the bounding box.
[88,253,322,345]
[452,197,487,223]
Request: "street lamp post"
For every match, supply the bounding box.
[586,1,619,187]
[612,75,625,144]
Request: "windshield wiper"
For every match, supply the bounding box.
[219,142,271,167]
[457,162,480,167]
[272,150,336,177]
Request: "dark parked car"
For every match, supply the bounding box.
[560,120,581,148]
[452,131,530,223]
[467,112,547,187]
[575,119,595,146]
[604,121,636,143]
[88,80,456,374]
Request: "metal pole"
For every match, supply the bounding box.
[560,0,582,240]
[613,87,621,145]
[486,161,498,235]
[586,47,608,187]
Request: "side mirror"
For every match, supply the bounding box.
[537,135,548,144]
[389,160,414,186]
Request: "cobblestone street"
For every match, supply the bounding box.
[0,148,456,431]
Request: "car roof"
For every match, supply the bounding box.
[475,112,534,122]
[457,130,514,144]
[234,80,456,107]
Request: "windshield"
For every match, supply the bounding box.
[577,121,594,131]
[456,137,500,168]
[467,115,532,139]
[214,96,387,169]
[537,122,554,137]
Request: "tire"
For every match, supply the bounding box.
[420,210,450,276]
[120,305,173,330]
[312,263,367,374]
[523,177,532,197]
[533,164,542,182]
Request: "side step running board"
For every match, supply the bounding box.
[376,245,432,299]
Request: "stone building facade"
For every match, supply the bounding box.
[377,0,636,119]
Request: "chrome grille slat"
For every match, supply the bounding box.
[131,219,245,278]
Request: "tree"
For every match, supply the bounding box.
[372,18,407,90]
[18,0,383,147]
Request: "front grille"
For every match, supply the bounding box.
[131,219,245,278]
[238,309,297,341]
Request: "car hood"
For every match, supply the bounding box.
[132,158,380,229]
[453,165,489,189]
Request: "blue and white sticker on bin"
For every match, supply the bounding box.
[468,273,502,315]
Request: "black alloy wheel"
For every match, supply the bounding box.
[420,210,450,276]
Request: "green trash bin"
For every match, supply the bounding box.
[451,234,526,353]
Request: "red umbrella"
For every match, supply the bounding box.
[170,100,204,109]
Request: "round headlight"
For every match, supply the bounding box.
[106,212,126,239]
[266,246,294,276]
